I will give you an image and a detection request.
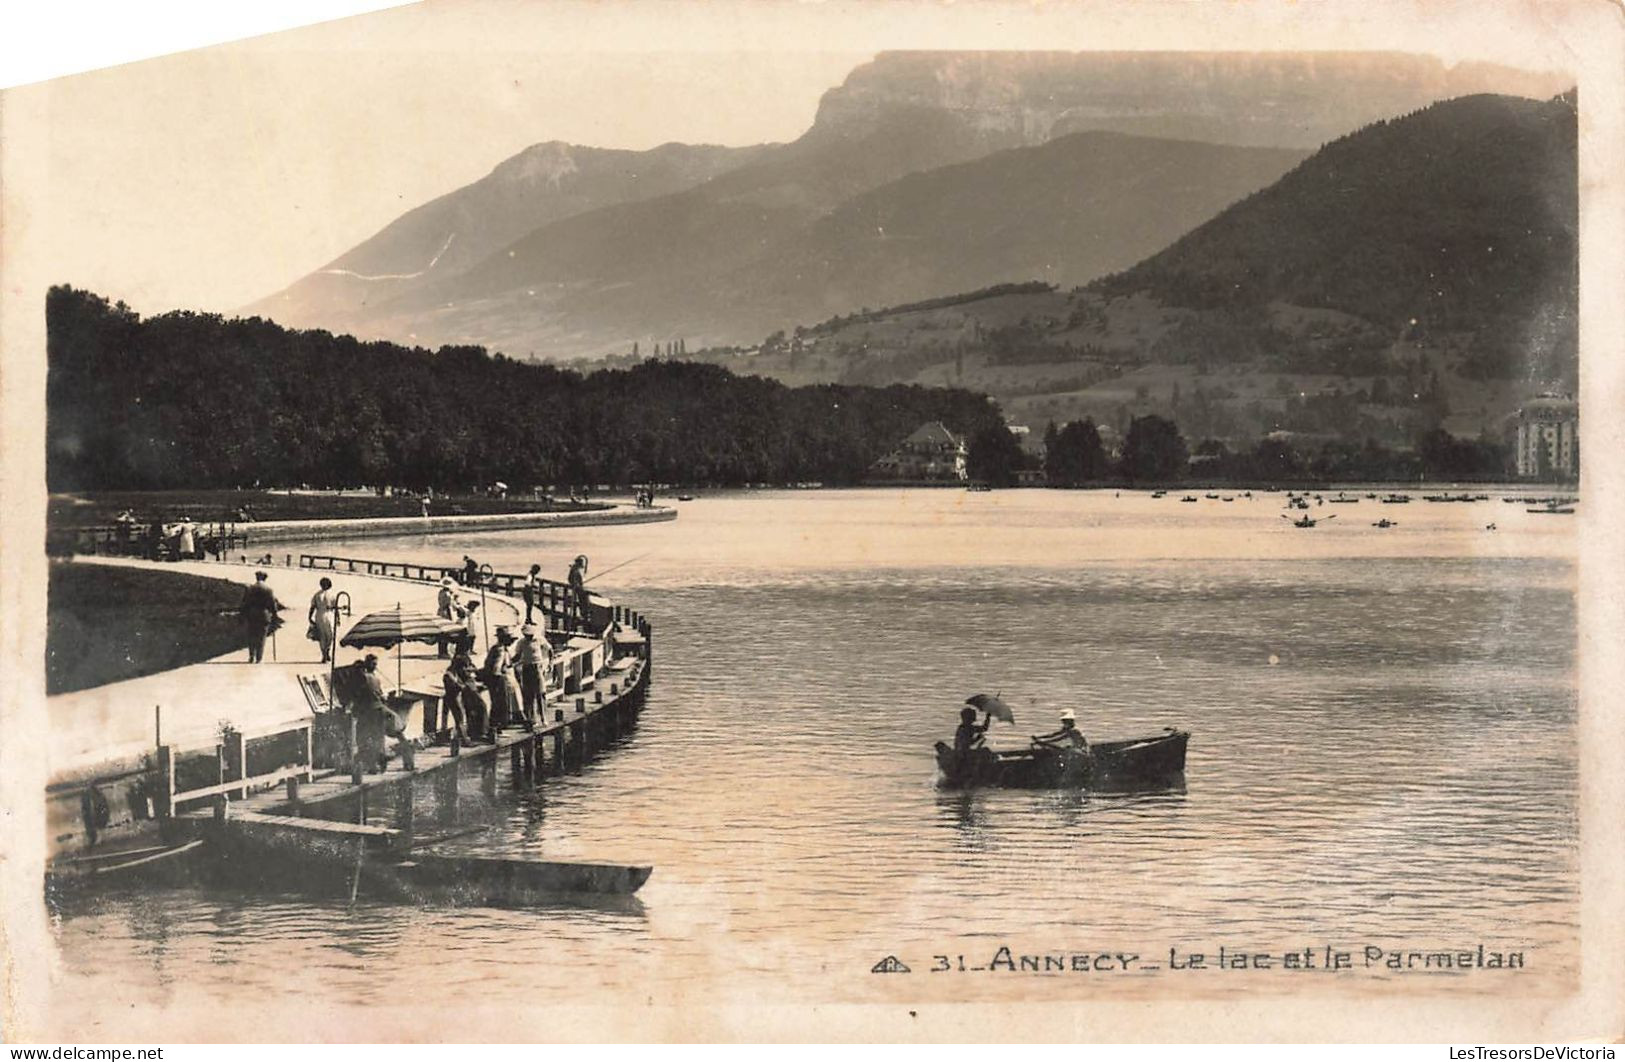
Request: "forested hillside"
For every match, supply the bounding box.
[46,287,1004,491]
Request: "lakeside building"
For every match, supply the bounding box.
[869,421,969,482]
[1513,393,1579,480]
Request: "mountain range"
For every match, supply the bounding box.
[247,50,1570,363]
[705,92,1577,449]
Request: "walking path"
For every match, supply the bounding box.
[225,501,673,545]
[49,556,523,779]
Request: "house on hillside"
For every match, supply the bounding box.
[869,421,969,482]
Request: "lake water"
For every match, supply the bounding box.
[47,489,1579,1021]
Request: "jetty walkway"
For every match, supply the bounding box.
[49,555,521,774]
[47,550,654,874]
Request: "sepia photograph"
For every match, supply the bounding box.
[1,0,1622,1045]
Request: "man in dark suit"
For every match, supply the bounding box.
[238,571,282,663]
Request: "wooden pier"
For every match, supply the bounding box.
[47,549,657,900]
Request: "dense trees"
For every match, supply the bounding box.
[966,425,1027,488]
[1044,419,1108,486]
[1119,416,1190,482]
[46,287,1005,492]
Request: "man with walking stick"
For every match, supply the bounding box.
[238,570,284,663]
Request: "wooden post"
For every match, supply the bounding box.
[480,753,497,797]
[395,779,415,849]
[435,761,459,822]
[285,776,301,808]
[349,717,364,786]
[222,727,247,799]
[154,745,175,819]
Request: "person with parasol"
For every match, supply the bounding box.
[954,693,1015,772]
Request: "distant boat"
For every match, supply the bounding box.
[1528,503,1575,514]
[1283,513,1335,528]
[1181,495,1198,503]
[1151,490,1167,499]
[1204,493,1220,500]
[676,494,697,502]
[1382,494,1411,504]
[1372,518,1397,528]
[966,483,992,492]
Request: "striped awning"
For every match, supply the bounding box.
[339,604,464,649]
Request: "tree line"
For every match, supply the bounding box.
[46,286,1007,492]
[964,414,1516,488]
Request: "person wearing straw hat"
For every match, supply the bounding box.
[1032,709,1089,752]
[436,576,462,658]
[513,623,549,727]
[482,626,519,731]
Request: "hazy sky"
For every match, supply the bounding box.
[4,0,1593,317]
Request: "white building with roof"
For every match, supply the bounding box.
[870,421,968,481]
[1513,393,1578,480]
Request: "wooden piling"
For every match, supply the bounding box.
[155,745,175,819]
[435,761,459,822]
[395,779,415,849]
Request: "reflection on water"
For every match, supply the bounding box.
[52,490,1578,1010]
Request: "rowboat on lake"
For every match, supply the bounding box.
[935,729,1189,790]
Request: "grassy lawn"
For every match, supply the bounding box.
[47,563,254,694]
[48,489,602,530]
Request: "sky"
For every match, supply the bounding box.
[0,0,1599,317]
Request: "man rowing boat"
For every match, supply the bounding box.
[1032,709,1089,752]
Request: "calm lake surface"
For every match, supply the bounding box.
[50,489,1579,1014]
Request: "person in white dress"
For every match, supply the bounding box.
[308,577,341,663]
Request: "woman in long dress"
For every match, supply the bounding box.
[308,576,340,663]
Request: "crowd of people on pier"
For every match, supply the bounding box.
[234,552,606,769]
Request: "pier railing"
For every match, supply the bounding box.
[48,549,652,857]
[295,552,651,636]
[156,717,316,818]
